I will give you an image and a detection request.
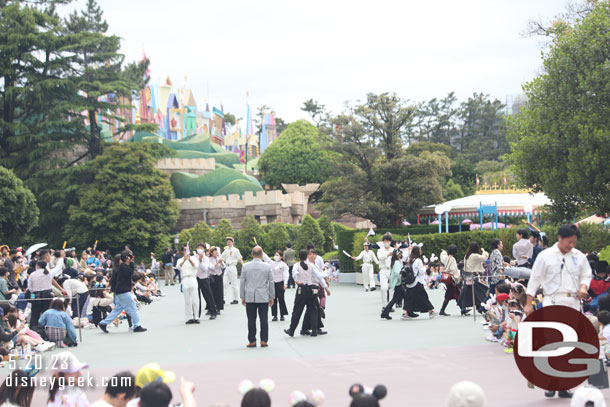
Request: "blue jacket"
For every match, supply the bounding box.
[39,309,77,342]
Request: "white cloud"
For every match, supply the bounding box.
[62,0,568,122]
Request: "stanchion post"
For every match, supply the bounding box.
[76,293,82,343]
[472,274,476,322]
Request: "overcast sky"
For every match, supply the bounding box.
[62,0,567,123]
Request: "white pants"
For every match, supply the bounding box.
[379,269,390,307]
[224,265,239,302]
[362,264,375,290]
[543,296,580,311]
[182,277,198,320]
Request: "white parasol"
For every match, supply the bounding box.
[25,243,47,257]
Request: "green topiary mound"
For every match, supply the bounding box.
[171,167,262,198]
[214,179,263,197]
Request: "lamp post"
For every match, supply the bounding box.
[435,205,444,234]
[523,204,533,224]
[442,203,452,234]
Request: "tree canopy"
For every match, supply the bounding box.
[507,0,610,220]
[0,166,39,245]
[258,120,335,188]
[65,143,179,257]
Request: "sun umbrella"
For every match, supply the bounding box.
[25,243,47,257]
[402,221,411,226]
[462,219,473,224]
[431,220,439,224]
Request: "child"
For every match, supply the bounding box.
[503,299,524,353]
[47,352,90,407]
[486,293,509,343]
[597,310,610,362]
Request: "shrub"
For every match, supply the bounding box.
[296,215,325,253]
[211,219,235,248]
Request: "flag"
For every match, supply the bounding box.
[185,241,190,257]
[246,104,253,136]
[476,174,480,186]
[367,228,375,237]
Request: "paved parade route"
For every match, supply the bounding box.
[24,284,609,406]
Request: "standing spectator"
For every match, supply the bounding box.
[488,239,507,295]
[90,371,136,407]
[27,256,64,328]
[403,246,438,319]
[457,242,489,315]
[525,224,592,399]
[270,250,289,321]
[61,274,89,318]
[3,250,16,288]
[98,251,147,333]
[439,245,461,316]
[240,246,274,348]
[284,242,296,289]
[161,248,174,286]
[512,229,533,267]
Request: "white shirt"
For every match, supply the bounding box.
[603,325,610,343]
[271,260,289,283]
[355,250,379,265]
[406,258,426,288]
[377,246,393,271]
[178,256,199,279]
[196,254,210,279]
[513,238,534,266]
[221,246,242,267]
[526,243,592,297]
[292,261,328,288]
[63,279,89,295]
[91,401,113,407]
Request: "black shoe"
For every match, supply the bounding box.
[408,313,419,318]
[194,319,200,324]
[439,311,451,316]
[231,300,238,305]
[370,287,376,291]
[544,391,556,398]
[381,313,392,320]
[316,329,327,335]
[133,326,147,333]
[557,390,573,399]
[396,302,402,307]
[205,311,211,315]
[284,328,294,337]
[300,330,311,336]
[461,309,471,316]
[210,315,216,320]
[272,316,278,321]
[280,316,285,321]
[185,319,196,324]
[99,323,108,333]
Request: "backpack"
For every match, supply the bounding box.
[401,262,416,286]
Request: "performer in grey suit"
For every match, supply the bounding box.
[240,246,275,348]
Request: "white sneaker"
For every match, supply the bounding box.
[429,311,438,319]
[486,334,499,343]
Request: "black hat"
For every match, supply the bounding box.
[595,261,609,276]
[139,382,172,407]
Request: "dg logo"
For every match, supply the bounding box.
[514,306,600,391]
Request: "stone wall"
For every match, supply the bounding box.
[174,190,307,230]
[155,158,215,175]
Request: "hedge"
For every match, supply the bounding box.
[340,223,610,273]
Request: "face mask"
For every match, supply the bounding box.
[196,249,203,255]
[274,255,280,261]
[384,242,390,248]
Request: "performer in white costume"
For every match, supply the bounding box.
[221,237,243,305]
[352,242,379,292]
[377,234,394,308]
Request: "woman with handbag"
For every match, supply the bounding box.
[402,246,438,320]
[488,239,507,296]
[457,242,489,315]
[439,245,461,316]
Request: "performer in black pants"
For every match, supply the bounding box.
[208,247,224,313]
[196,243,217,320]
[270,250,289,321]
[284,250,331,338]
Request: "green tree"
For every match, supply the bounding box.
[258,120,335,188]
[301,99,326,127]
[237,215,264,259]
[406,141,455,159]
[317,215,335,253]
[507,1,610,219]
[444,179,465,201]
[0,166,39,245]
[412,92,459,145]
[262,223,289,254]
[65,143,179,257]
[190,221,212,245]
[211,218,235,248]
[296,215,324,253]
[224,113,236,126]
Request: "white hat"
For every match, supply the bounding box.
[570,386,606,407]
[50,352,89,374]
[446,381,486,407]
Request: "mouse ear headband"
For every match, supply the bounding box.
[238,378,275,395]
[289,389,325,406]
[349,383,387,400]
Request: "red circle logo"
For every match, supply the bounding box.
[514,306,600,391]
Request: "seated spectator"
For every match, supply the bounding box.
[132,273,152,305]
[38,299,77,348]
[48,352,89,407]
[91,370,137,407]
[0,305,21,350]
[446,381,486,407]
[5,310,54,352]
[0,268,17,304]
[0,369,35,407]
[88,278,114,327]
